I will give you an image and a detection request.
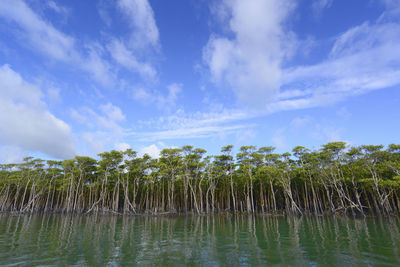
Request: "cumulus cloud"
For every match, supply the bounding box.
[131,4,400,144]
[0,65,75,159]
[202,0,400,116]
[203,0,296,106]
[140,144,161,158]
[136,6,400,143]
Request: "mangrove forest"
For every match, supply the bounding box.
[1,142,400,216]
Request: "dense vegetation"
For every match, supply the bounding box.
[1,142,400,216]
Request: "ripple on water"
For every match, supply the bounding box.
[0,215,400,266]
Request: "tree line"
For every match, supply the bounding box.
[1,142,400,216]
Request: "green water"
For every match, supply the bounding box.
[0,215,399,266]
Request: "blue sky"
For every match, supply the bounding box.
[0,0,399,162]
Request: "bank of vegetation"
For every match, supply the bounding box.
[1,142,400,216]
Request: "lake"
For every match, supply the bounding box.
[0,214,399,266]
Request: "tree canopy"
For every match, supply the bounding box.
[1,143,400,216]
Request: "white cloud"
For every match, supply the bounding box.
[0,0,163,87]
[158,83,182,108]
[268,117,347,151]
[115,142,131,151]
[108,39,156,78]
[140,144,161,158]
[80,45,114,87]
[235,128,257,143]
[0,0,114,86]
[135,108,250,131]
[380,0,400,8]
[98,0,112,27]
[202,1,400,115]
[117,0,160,50]
[127,107,253,142]
[312,0,333,16]
[72,102,125,133]
[0,145,25,164]
[100,102,126,122]
[289,116,312,130]
[0,0,76,61]
[272,128,287,149]
[107,0,160,79]
[81,131,106,155]
[329,22,399,58]
[132,83,182,110]
[46,87,61,104]
[129,123,254,142]
[136,12,400,143]
[133,88,153,103]
[117,1,400,147]
[270,116,312,150]
[72,102,127,155]
[203,0,296,106]
[47,1,69,17]
[70,109,88,124]
[312,125,343,143]
[336,107,351,119]
[128,107,257,142]
[280,20,400,111]
[0,64,75,159]
[132,14,400,144]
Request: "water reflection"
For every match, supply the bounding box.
[0,214,399,266]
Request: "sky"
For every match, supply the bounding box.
[0,0,399,162]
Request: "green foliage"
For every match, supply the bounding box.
[1,143,400,215]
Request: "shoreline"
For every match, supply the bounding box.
[0,210,395,219]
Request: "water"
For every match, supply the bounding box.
[0,214,399,266]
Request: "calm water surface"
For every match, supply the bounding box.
[0,214,399,266]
